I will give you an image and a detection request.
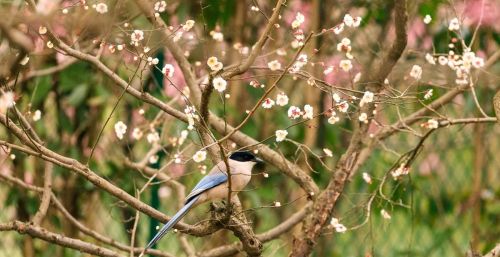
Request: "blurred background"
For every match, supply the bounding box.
[0,0,499,256]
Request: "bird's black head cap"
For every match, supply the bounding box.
[229,151,260,162]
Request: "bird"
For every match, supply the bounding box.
[139,151,263,255]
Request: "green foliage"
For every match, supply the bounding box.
[202,0,236,30]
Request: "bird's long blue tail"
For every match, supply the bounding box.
[140,195,201,256]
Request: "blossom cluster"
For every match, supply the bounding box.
[262,92,289,109]
[207,56,223,72]
[391,163,410,179]
[330,217,347,233]
[184,105,199,130]
[419,18,485,85]
[287,104,313,120]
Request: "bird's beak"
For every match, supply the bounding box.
[254,157,264,164]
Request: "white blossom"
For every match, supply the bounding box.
[20,56,29,66]
[0,91,16,112]
[362,172,372,184]
[324,66,334,75]
[146,131,160,144]
[424,89,433,100]
[423,15,432,24]
[267,60,281,71]
[183,20,195,31]
[332,93,341,103]
[424,119,439,129]
[212,76,227,92]
[38,26,47,35]
[303,104,314,119]
[409,65,422,80]
[425,53,436,65]
[291,12,305,29]
[359,91,374,107]
[339,59,352,72]
[162,64,175,77]
[276,92,289,106]
[343,14,354,27]
[178,130,189,145]
[333,23,344,34]
[330,217,347,233]
[275,130,288,142]
[132,128,143,140]
[289,54,308,73]
[131,30,144,44]
[199,165,207,174]
[328,113,340,124]
[32,110,42,121]
[287,106,302,119]
[147,57,159,65]
[262,98,275,109]
[95,3,108,14]
[353,72,362,83]
[337,38,351,52]
[193,150,207,163]
[337,101,349,113]
[448,18,460,31]
[114,121,127,140]
[149,155,159,164]
[352,16,362,27]
[438,56,448,65]
[207,56,223,71]
[207,56,218,68]
[210,31,224,41]
[154,1,167,12]
[323,148,333,157]
[391,163,410,179]
[381,209,392,219]
[174,154,182,164]
[358,112,368,123]
[472,57,484,68]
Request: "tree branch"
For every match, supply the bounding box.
[290,1,408,255]
[31,162,53,225]
[221,0,285,79]
[132,0,202,103]
[0,221,124,257]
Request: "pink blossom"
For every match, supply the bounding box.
[458,0,500,31]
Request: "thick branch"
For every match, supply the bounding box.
[51,38,187,122]
[290,1,408,256]
[0,221,124,257]
[199,204,310,257]
[0,113,218,236]
[0,171,175,257]
[483,244,500,257]
[209,114,319,195]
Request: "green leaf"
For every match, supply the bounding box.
[30,75,52,106]
[66,84,89,106]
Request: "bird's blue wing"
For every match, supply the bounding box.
[185,172,227,203]
[141,194,201,255]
